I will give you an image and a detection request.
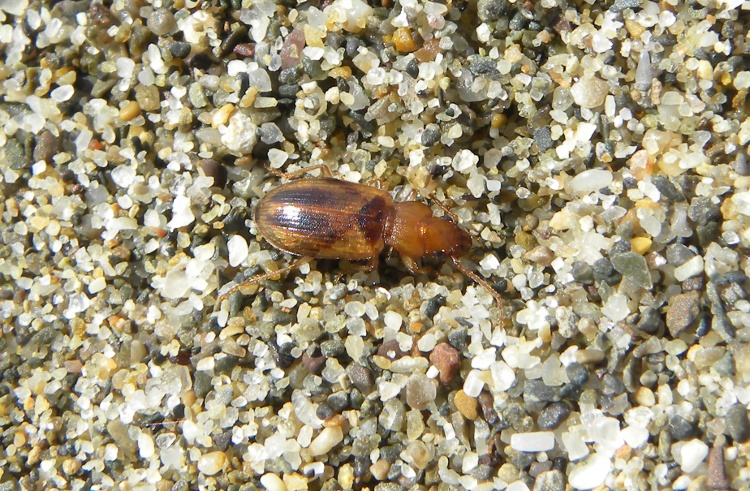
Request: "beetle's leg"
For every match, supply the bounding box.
[365,255,379,271]
[217,257,310,303]
[265,164,334,180]
[428,193,460,223]
[401,256,421,275]
[365,178,387,190]
[451,256,504,323]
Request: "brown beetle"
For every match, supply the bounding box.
[222,165,503,318]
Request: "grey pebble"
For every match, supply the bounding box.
[532,469,566,491]
[667,243,696,266]
[534,127,553,152]
[523,380,561,404]
[652,175,684,202]
[593,258,622,286]
[601,373,626,396]
[612,252,652,289]
[537,402,571,430]
[193,371,213,399]
[726,404,750,443]
[565,362,589,386]
[169,41,191,59]
[477,0,511,22]
[636,307,664,334]
[668,415,698,440]
[421,125,441,146]
[570,261,594,284]
[448,327,469,351]
[688,196,721,225]
[327,392,349,412]
[321,339,345,357]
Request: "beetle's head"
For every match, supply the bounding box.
[424,217,472,258]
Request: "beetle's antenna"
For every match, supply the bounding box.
[428,193,460,223]
[451,256,504,324]
[217,257,311,303]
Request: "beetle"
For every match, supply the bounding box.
[221,165,503,319]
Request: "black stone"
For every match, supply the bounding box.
[636,307,664,334]
[668,415,699,440]
[523,380,561,404]
[169,41,191,58]
[726,404,750,443]
[601,373,626,396]
[448,328,469,351]
[327,392,349,412]
[537,402,571,430]
[571,261,594,284]
[421,125,441,146]
[688,197,721,225]
[593,258,621,285]
[534,127,553,152]
[566,363,589,386]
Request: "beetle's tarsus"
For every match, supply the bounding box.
[266,164,334,180]
[451,256,504,324]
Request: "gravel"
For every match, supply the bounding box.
[1,0,749,490]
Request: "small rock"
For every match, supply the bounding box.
[570,77,609,108]
[479,392,498,425]
[260,473,288,491]
[327,392,349,412]
[378,339,407,360]
[568,453,612,490]
[302,349,326,375]
[454,390,479,420]
[430,342,461,384]
[169,41,192,59]
[448,328,469,351]
[523,380,561,404]
[679,439,708,473]
[565,363,589,386]
[349,365,374,394]
[612,252,652,289]
[688,196,720,225]
[534,127,553,153]
[667,243,695,266]
[510,431,555,452]
[198,451,226,475]
[636,307,664,334]
[666,291,701,337]
[532,469,565,491]
[309,426,344,456]
[707,440,730,490]
[669,415,698,440]
[33,130,59,163]
[726,404,750,443]
[147,9,176,36]
[537,402,571,430]
[405,374,436,410]
[570,169,614,196]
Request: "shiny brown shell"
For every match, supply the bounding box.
[255,178,394,260]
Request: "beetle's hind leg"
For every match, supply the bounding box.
[265,164,334,180]
[217,257,311,303]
